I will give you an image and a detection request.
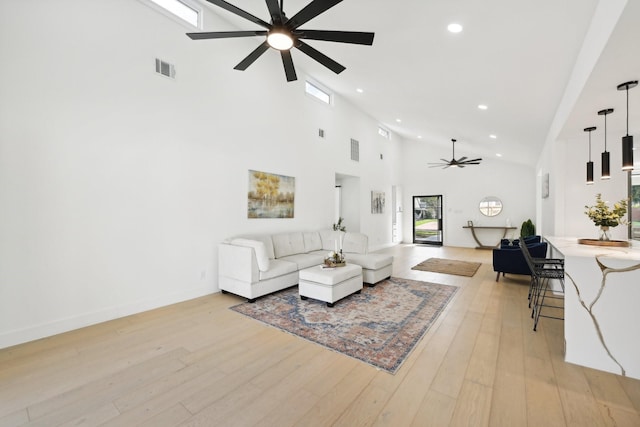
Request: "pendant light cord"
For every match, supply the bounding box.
[605,113,608,151]
[626,86,630,136]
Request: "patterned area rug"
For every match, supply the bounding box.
[412,258,481,277]
[230,277,458,374]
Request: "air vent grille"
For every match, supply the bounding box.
[155,58,176,79]
[350,139,359,162]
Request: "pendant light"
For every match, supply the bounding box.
[598,108,614,180]
[584,126,596,184]
[617,80,637,171]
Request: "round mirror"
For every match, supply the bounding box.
[479,196,502,217]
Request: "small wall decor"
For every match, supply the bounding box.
[371,191,385,214]
[248,170,295,218]
[542,173,550,198]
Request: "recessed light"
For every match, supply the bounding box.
[478,104,488,110]
[489,134,497,139]
[396,119,402,123]
[496,153,503,157]
[356,88,364,93]
[447,23,463,33]
[417,135,422,139]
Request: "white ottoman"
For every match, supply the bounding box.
[298,264,363,307]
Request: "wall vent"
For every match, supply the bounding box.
[155,58,176,79]
[318,128,325,138]
[350,139,359,162]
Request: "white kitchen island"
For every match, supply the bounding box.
[546,236,640,380]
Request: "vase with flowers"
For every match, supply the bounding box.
[324,250,345,267]
[584,193,628,241]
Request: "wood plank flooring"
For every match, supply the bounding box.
[1,244,639,426]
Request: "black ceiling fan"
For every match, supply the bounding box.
[187,0,375,82]
[428,139,482,168]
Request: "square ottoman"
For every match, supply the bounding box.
[298,264,363,307]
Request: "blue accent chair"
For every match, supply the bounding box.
[493,240,548,282]
[499,235,541,248]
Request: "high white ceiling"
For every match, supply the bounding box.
[199,0,640,166]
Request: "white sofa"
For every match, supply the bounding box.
[218,230,393,302]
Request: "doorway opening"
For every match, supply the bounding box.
[413,195,443,245]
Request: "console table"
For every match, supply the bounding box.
[462,225,517,249]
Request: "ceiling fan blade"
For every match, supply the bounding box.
[463,158,483,163]
[265,0,284,24]
[204,0,272,29]
[457,156,468,162]
[296,41,345,74]
[286,0,343,29]
[234,41,270,70]
[298,30,375,45]
[280,50,298,82]
[187,30,267,40]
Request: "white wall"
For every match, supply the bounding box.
[400,139,536,247]
[0,0,402,348]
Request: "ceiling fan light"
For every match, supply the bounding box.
[267,30,294,50]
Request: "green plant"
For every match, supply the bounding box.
[584,193,628,227]
[520,219,536,238]
[332,217,346,232]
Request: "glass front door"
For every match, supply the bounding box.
[413,195,443,245]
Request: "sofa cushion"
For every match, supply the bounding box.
[272,232,306,259]
[342,232,368,254]
[230,238,270,272]
[303,231,323,253]
[278,253,325,270]
[345,253,393,270]
[259,259,298,281]
[319,230,344,251]
[240,234,275,259]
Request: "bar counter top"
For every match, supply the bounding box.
[545,236,640,380]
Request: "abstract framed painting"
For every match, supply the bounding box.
[371,190,385,214]
[248,170,295,218]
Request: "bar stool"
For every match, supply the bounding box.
[519,239,565,331]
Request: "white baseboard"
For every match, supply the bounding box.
[0,285,213,350]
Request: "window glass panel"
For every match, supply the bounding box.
[149,0,199,27]
[305,81,331,104]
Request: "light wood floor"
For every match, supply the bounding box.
[2,244,640,426]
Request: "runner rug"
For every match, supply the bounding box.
[230,277,458,374]
[411,257,481,277]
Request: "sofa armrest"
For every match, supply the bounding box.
[218,243,259,283]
